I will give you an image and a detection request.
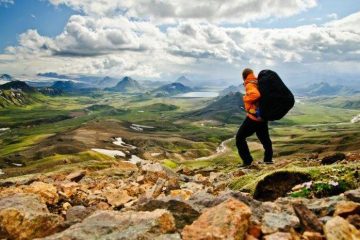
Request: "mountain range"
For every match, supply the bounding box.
[151,82,192,97]
[106,76,142,93]
[295,82,359,96]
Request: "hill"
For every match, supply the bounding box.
[0,74,13,82]
[151,82,192,97]
[106,76,142,93]
[0,80,36,93]
[185,92,245,123]
[96,76,119,88]
[51,81,92,92]
[219,85,243,96]
[295,82,358,96]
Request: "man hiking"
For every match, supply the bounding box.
[236,68,273,167]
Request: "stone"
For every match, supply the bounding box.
[182,198,251,240]
[193,173,209,184]
[321,153,346,165]
[154,233,182,240]
[247,224,262,238]
[103,189,133,207]
[40,209,176,240]
[62,202,72,211]
[302,231,325,240]
[347,214,360,229]
[65,205,94,223]
[58,181,80,198]
[24,181,59,205]
[244,234,258,240]
[66,170,86,182]
[324,216,360,240]
[137,198,200,229]
[146,178,167,198]
[306,196,345,217]
[253,171,311,201]
[344,188,360,203]
[0,193,63,240]
[293,203,323,233]
[263,232,293,240]
[334,201,360,218]
[169,189,193,201]
[261,212,300,234]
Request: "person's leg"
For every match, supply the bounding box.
[256,121,273,163]
[236,117,257,165]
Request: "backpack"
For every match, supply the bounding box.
[257,70,295,121]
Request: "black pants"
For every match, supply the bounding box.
[236,117,273,164]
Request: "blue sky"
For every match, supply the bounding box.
[0,0,359,85]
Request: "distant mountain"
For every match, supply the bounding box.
[51,81,92,92]
[295,82,358,96]
[151,82,192,97]
[219,85,244,96]
[185,92,245,123]
[37,72,70,79]
[96,76,119,88]
[175,76,193,85]
[0,74,13,82]
[106,77,142,93]
[0,80,36,93]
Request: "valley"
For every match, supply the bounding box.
[0,78,359,239]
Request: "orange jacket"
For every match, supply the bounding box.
[243,73,261,121]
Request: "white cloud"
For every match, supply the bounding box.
[0,0,14,6]
[48,0,317,24]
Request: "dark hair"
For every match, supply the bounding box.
[242,68,253,80]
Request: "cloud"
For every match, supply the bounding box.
[48,0,317,24]
[0,0,14,7]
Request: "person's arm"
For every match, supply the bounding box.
[243,83,260,104]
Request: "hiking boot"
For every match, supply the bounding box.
[264,161,274,165]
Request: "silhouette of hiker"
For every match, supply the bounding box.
[236,68,273,167]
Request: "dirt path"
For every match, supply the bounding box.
[195,138,234,161]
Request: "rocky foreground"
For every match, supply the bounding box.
[0,157,359,240]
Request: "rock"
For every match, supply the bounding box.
[321,153,346,165]
[261,212,300,234]
[66,205,94,223]
[103,189,133,207]
[146,178,167,198]
[169,189,193,201]
[247,224,262,238]
[302,231,325,240]
[41,209,176,240]
[306,196,345,217]
[244,234,258,240]
[347,214,360,229]
[293,203,323,233]
[182,198,251,240]
[345,188,360,202]
[263,232,293,240]
[193,173,209,184]
[0,193,63,240]
[57,181,80,198]
[142,163,178,184]
[24,181,59,205]
[66,170,86,182]
[137,198,200,229]
[324,216,360,240]
[334,201,360,218]
[62,202,72,211]
[181,182,204,192]
[154,233,182,240]
[253,171,311,201]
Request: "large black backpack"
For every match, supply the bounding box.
[258,70,295,121]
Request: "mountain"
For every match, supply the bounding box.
[0,80,36,93]
[175,76,193,86]
[151,82,192,97]
[51,81,92,92]
[0,74,13,82]
[185,92,245,123]
[96,76,119,88]
[295,82,358,96]
[219,85,244,96]
[106,77,142,93]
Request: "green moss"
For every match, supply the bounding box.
[162,159,178,169]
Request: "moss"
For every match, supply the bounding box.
[162,159,178,169]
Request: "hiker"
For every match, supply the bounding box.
[236,68,273,166]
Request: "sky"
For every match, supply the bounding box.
[0,0,360,86]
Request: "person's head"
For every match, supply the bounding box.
[242,68,253,81]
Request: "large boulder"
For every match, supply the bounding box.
[324,216,360,240]
[261,212,300,234]
[254,171,311,201]
[345,188,360,203]
[182,198,251,240]
[334,201,360,218]
[24,181,59,205]
[40,209,176,240]
[137,198,200,229]
[0,193,63,240]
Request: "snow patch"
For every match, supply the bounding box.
[351,114,360,123]
[91,148,126,158]
[0,169,4,175]
[113,137,136,149]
